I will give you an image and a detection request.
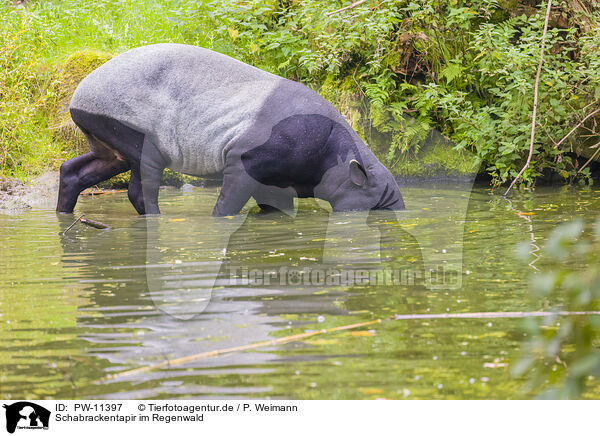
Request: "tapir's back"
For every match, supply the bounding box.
[70,44,303,174]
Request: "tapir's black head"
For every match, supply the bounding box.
[325,156,405,212]
[241,113,404,213]
[313,117,404,213]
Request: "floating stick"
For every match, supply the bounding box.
[100,309,600,382]
[101,319,382,382]
[61,215,110,235]
[80,217,110,229]
[390,311,600,320]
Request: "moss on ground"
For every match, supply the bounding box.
[319,75,478,180]
[47,50,114,155]
[390,138,480,179]
[319,74,364,136]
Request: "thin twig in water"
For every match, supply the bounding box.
[504,0,553,197]
[390,310,600,320]
[62,214,85,236]
[101,309,600,382]
[101,319,382,381]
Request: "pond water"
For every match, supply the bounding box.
[1,182,599,399]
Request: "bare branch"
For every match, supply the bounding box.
[574,140,600,178]
[555,107,600,148]
[326,0,368,16]
[505,0,553,197]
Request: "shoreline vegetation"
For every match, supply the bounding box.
[1,0,600,189]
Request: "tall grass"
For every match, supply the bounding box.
[0,0,203,180]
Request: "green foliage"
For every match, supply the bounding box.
[514,217,600,398]
[1,0,600,183]
[0,0,197,179]
[179,0,600,184]
[0,9,60,179]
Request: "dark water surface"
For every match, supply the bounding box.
[1,183,599,399]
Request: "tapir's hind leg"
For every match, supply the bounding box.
[57,152,130,213]
[65,109,167,215]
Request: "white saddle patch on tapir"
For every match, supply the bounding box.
[70,44,285,175]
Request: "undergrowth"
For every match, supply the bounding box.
[1,0,600,185]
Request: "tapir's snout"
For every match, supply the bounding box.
[326,158,405,213]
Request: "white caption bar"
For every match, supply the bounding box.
[1,400,597,435]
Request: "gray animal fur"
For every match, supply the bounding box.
[70,44,348,175]
[60,43,404,216]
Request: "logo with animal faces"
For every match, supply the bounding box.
[2,402,50,434]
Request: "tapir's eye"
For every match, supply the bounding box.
[349,159,368,187]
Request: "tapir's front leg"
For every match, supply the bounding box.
[127,162,163,215]
[213,163,258,217]
[127,138,167,215]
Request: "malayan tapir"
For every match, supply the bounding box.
[57,43,404,216]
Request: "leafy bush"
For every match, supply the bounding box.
[0,0,196,179]
[0,10,60,179]
[179,0,600,185]
[2,0,600,184]
[514,217,600,398]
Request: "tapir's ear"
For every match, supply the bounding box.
[349,159,367,186]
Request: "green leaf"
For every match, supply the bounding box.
[511,355,536,377]
[545,219,584,261]
[440,62,464,84]
[569,353,600,378]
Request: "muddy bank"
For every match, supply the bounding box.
[0,177,30,213]
[0,171,219,214]
[0,172,59,213]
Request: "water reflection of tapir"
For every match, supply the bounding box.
[55,198,427,391]
[217,203,425,315]
[56,43,404,216]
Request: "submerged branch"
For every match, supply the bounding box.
[101,319,382,381]
[61,214,110,235]
[61,214,85,236]
[80,217,110,229]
